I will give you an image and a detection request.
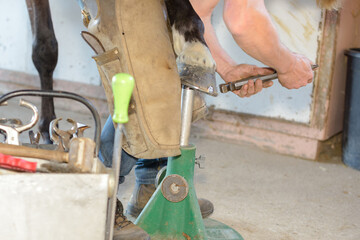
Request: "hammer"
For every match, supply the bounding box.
[0,138,104,173]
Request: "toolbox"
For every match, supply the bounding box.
[0,90,112,240]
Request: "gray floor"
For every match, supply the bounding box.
[2,101,360,240]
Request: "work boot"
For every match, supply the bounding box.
[126,183,214,219]
[113,199,150,240]
[192,91,208,123]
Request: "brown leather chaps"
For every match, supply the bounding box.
[86,0,182,159]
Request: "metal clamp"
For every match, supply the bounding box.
[50,118,78,152]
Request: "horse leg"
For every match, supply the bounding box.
[165,0,215,71]
[165,0,216,122]
[26,0,58,142]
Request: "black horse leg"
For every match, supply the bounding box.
[165,0,215,70]
[26,0,58,142]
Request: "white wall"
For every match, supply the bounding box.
[0,0,322,123]
[0,0,99,85]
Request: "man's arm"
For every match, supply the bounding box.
[191,0,314,92]
[190,0,274,98]
[222,0,314,89]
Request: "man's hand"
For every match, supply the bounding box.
[220,64,275,98]
[277,53,314,89]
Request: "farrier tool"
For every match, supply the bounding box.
[106,73,134,240]
[0,143,68,163]
[0,118,23,126]
[0,89,102,155]
[29,130,41,145]
[219,64,319,93]
[0,118,23,143]
[0,99,39,145]
[49,118,90,151]
[75,122,91,138]
[0,90,105,174]
[0,152,83,173]
[50,118,78,151]
[0,139,104,173]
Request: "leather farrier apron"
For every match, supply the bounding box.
[84,0,182,159]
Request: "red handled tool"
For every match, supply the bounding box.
[0,152,83,173]
[0,153,37,172]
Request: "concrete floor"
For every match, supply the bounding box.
[2,100,360,240]
[120,137,360,240]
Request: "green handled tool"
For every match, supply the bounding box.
[106,73,134,240]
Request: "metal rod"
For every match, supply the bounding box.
[180,87,194,147]
[106,123,123,240]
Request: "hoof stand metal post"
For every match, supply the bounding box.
[136,87,205,239]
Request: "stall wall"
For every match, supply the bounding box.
[0,0,99,85]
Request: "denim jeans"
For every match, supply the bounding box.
[99,116,167,185]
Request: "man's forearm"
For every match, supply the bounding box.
[223,0,295,73]
[190,0,237,76]
[190,0,313,90]
[201,16,237,76]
